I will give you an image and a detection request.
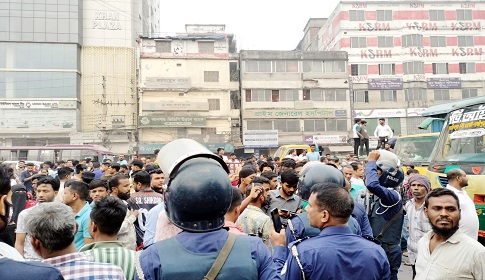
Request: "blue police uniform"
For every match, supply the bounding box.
[274,226,390,280]
[136,229,278,280]
[285,212,361,248]
[366,161,404,280]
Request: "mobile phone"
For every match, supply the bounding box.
[270,208,283,232]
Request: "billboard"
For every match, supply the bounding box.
[427,78,462,89]
[243,130,278,148]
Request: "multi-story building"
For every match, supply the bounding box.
[304,1,485,136]
[137,24,240,155]
[0,0,159,153]
[240,50,350,156]
[0,0,82,146]
[79,0,159,153]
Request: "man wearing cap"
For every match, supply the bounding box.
[136,139,277,279]
[404,175,432,278]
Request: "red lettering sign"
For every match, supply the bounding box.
[451,22,481,31]
[352,3,367,8]
[461,3,475,8]
[361,49,392,59]
[409,47,438,57]
[359,22,391,31]
[452,48,483,56]
[406,22,438,31]
[410,3,425,8]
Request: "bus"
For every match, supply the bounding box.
[393,133,439,174]
[0,145,114,164]
[426,96,485,241]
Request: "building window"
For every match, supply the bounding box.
[208,99,220,110]
[434,89,450,101]
[279,89,299,101]
[303,89,322,101]
[378,36,394,48]
[229,62,239,81]
[249,89,272,102]
[459,62,476,74]
[230,91,241,109]
[403,61,424,74]
[304,119,326,132]
[273,60,299,73]
[198,41,214,53]
[246,60,271,72]
[351,37,367,48]
[380,90,397,102]
[377,10,392,21]
[402,34,423,48]
[379,64,396,75]
[405,88,427,101]
[349,10,365,21]
[351,64,367,76]
[429,10,445,21]
[432,63,449,74]
[457,9,473,21]
[274,120,300,132]
[303,60,324,72]
[462,88,478,99]
[325,89,347,101]
[324,61,346,72]
[247,120,272,130]
[458,36,474,47]
[354,90,369,103]
[305,119,348,132]
[430,36,447,47]
[155,41,171,53]
[204,71,219,82]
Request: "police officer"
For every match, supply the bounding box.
[364,150,405,280]
[271,183,390,279]
[284,163,373,250]
[135,139,277,280]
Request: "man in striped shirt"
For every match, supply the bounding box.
[26,202,125,280]
[80,196,136,280]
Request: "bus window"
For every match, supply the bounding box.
[62,150,82,161]
[27,150,41,161]
[18,150,27,161]
[80,150,98,161]
[0,150,10,161]
[39,150,55,163]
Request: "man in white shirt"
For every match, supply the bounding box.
[374,118,393,150]
[352,118,361,156]
[415,188,485,280]
[445,169,479,239]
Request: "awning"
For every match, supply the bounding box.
[422,96,485,117]
[418,117,444,129]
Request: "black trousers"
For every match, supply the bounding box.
[353,138,361,156]
[377,136,388,149]
[359,138,369,156]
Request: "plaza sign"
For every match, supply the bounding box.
[245,109,338,119]
[138,115,206,127]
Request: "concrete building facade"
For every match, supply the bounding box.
[137,24,240,155]
[0,0,159,153]
[240,50,350,155]
[304,1,485,136]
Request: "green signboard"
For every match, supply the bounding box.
[138,115,206,127]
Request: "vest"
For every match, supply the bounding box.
[368,196,404,245]
[156,235,257,280]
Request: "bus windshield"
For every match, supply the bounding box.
[431,104,485,163]
[394,135,438,163]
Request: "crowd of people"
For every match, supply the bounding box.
[0,138,483,280]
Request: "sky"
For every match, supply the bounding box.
[159,0,342,50]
